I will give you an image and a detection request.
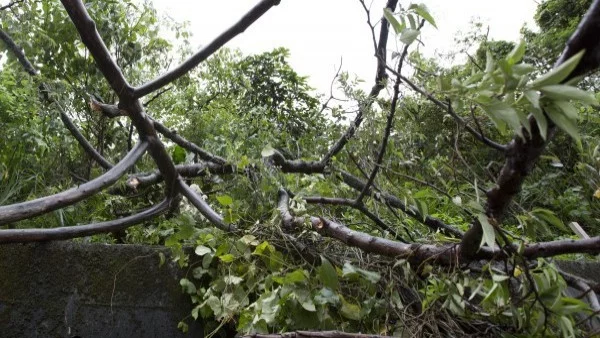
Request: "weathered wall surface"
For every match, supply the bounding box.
[0,242,202,338]
[0,241,599,338]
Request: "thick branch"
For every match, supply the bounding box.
[461,0,600,258]
[178,178,235,232]
[60,0,133,95]
[0,142,147,225]
[125,162,234,190]
[133,0,281,98]
[0,28,37,75]
[59,108,114,170]
[277,189,305,230]
[303,196,403,241]
[269,150,325,174]
[242,331,394,338]
[152,118,227,165]
[311,217,600,266]
[340,170,464,237]
[0,198,171,243]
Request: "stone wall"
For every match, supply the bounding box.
[0,242,202,338]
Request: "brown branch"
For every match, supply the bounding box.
[356,31,412,202]
[151,118,228,165]
[303,196,404,241]
[321,0,398,164]
[268,149,325,174]
[124,162,234,191]
[242,331,394,338]
[60,0,133,96]
[387,67,507,152]
[340,170,464,238]
[461,0,600,259]
[277,189,305,230]
[57,105,114,170]
[0,198,172,243]
[311,217,600,268]
[177,178,235,232]
[0,141,148,225]
[311,216,459,266]
[132,0,281,98]
[0,28,37,75]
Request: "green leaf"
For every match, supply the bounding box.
[216,194,233,206]
[485,51,495,74]
[283,269,307,284]
[506,40,526,64]
[340,297,361,320]
[477,214,496,249]
[532,208,568,232]
[540,85,598,105]
[172,145,186,164]
[529,50,585,88]
[219,254,235,263]
[527,105,548,140]
[194,245,212,256]
[410,3,437,28]
[261,144,276,157]
[481,101,521,136]
[180,278,197,294]
[553,100,579,121]
[545,102,580,141]
[383,8,405,34]
[400,28,420,45]
[317,256,339,289]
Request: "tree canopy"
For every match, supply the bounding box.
[1,0,600,336]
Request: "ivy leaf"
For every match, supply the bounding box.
[180,278,197,294]
[216,194,233,206]
[477,214,496,249]
[195,245,212,256]
[317,256,339,289]
[172,145,186,164]
[340,297,361,320]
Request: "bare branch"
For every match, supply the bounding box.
[58,105,114,170]
[177,178,235,232]
[124,162,234,191]
[60,0,133,96]
[0,141,148,225]
[321,0,398,164]
[0,27,37,75]
[133,0,281,98]
[303,196,404,241]
[0,198,172,243]
[386,66,507,152]
[152,118,228,165]
[277,189,305,230]
[340,170,464,238]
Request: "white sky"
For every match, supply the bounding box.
[153,0,538,95]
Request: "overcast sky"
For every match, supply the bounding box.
[152,0,539,95]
